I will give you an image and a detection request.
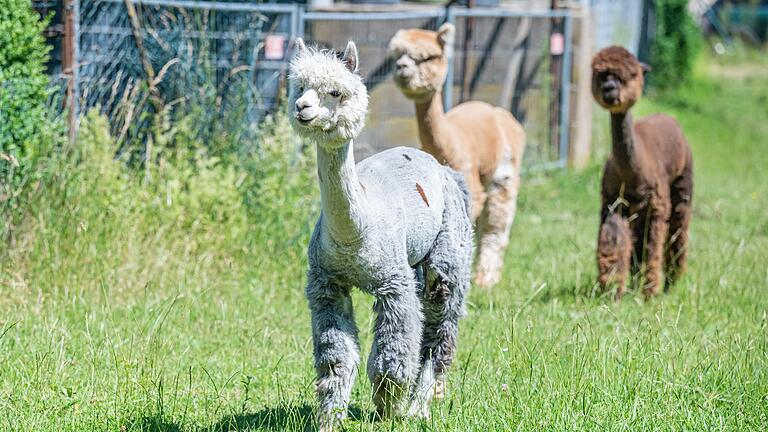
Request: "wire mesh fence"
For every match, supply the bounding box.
[77,0,297,149]
[446,9,572,168]
[294,7,574,166]
[34,1,578,169]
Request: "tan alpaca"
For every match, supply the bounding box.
[389,23,526,288]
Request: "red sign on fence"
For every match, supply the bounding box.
[264,34,286,60]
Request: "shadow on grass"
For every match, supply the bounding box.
[534,281,609,304]
[125,415,183,432]
[206,404,373,432]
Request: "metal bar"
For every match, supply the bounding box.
[72,0,80,130]
[100,0,297,14]
[443,7,455,110]
[80,25,272,40]
[290,4,299,40]
[63,0,80,142]
[450,8,572,19]
[302,11,444,21]
[459,0,476,102]
[297,5,305,39]
[558,14,573,165]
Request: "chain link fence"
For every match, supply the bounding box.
[35,1,578,169]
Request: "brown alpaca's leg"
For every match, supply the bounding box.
[474,167,519,288]
[597,214,632,300]
[665,166,693,288]
[642,191,671,298]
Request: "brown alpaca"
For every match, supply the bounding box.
[592,46,694,299]
[389,23,526,288]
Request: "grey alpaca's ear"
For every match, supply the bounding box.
[295,37,307,55]
[640,62,652,73]
[342,41,359,73]
[437,23,455,48]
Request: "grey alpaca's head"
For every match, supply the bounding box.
[289,39,369,149]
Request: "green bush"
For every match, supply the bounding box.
[0,0,61,242]
[0,0,53,157]
[1,105,317,282]
[648,0,702,91]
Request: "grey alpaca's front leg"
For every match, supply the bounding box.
[368,275,423,419]
[307,271,360,432]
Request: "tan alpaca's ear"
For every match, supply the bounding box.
[295,37,307,55]
[342,41,359,74]
[437,23,456,49]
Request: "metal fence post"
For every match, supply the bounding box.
[558,13,573,167]
[63,0,80,142]
[297,6,306,39]
[443,6,455,111]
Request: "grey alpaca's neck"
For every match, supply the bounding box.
[317,141,366,243]
[610,111,635,168]
[415,91,452,164]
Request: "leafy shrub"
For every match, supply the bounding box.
[2,105,317,288]
[648,0,702,91]
[0,0,61,241]
[0,0,53,158]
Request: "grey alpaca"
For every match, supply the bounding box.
[289,39,474,430]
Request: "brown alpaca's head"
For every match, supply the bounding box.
[388,23,455,102]
[591,46,650,113]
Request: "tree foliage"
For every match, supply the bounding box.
[648,0,702,91]
[0,0,52,158]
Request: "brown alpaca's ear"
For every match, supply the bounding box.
[295,37,307,55]
[640,62,652,73]
[437,23,455,49]
[342,41,359,73]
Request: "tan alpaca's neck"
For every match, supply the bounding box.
[414,92,455,164]
[316,141,366,244]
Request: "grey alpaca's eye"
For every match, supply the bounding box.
[329,90,341,98]
[299,86,304,92]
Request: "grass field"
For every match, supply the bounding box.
[1,54,767,431]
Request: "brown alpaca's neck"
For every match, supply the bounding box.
[316,141,366,244]
[415,91,454,164]
[610,111,635,169]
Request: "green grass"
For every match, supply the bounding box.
[1,55,767,431]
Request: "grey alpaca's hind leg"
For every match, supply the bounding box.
[367,271,423,419]
[410,179,473,417]
[306,270,360,432]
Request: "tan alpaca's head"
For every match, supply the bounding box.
[388,23,455,102]
[591,46,650,113]
[289,39,369,148]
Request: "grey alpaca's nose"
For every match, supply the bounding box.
[296,99,311,111]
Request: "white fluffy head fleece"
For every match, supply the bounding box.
[289,39,369,149]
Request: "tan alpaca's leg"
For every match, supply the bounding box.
[467,173,486,223]
[474,162,520,288]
